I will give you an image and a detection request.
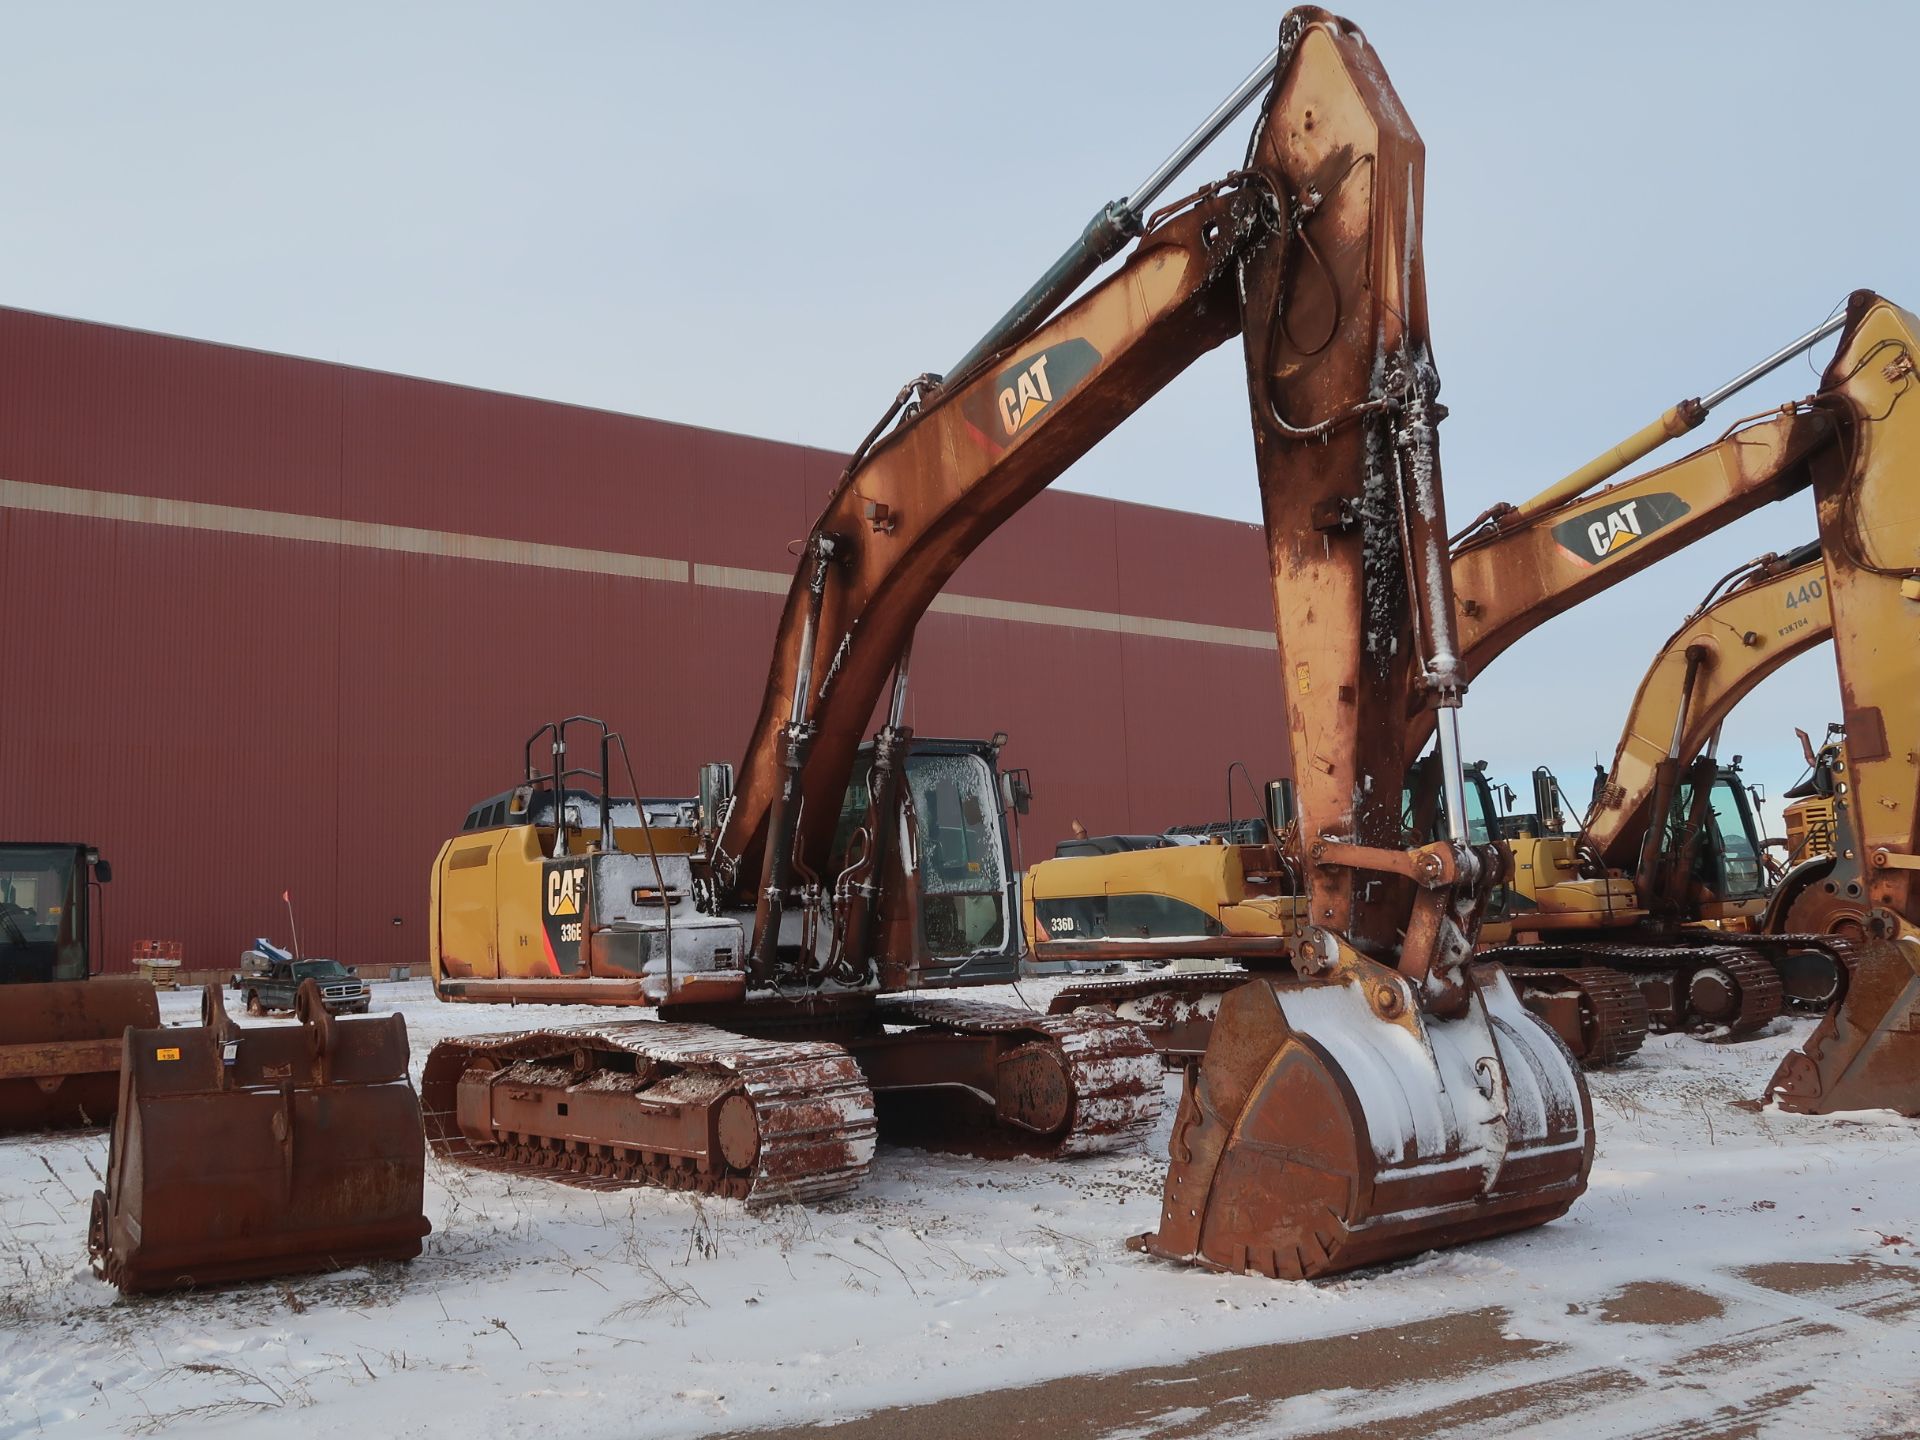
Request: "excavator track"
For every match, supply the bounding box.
[421,1023,875,1206]
[1684,930,1857,1011]
[871,997,1162,1156]
[1482,942,1785,1037]
[1499,966,1651,1068]
[1047,971,1253,1066]
[1045,966,1656,1072]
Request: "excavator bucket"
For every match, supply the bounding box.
[0,977,159,1133]
[1766,936,1920,1115]
[88,981,430,1294]
[1134,957,1592,1279]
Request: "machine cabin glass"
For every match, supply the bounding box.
[908,751,1009,957]
[0,845,86,984]
[1685,773,1768,900]
[832,745,1016,963]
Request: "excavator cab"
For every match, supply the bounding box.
[842,738,1023,986]
[1667,764,1771,918]
[0,844,95,983]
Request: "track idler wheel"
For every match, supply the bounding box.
[1133,957,1592,1280]
[994,1042,1075,1136]
[1685,952,1783,1035]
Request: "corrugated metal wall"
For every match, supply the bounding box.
[0,306,1287,973]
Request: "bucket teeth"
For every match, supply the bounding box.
[1767,936,1920,1115]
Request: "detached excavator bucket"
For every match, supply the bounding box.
[0,977,159,1133]
[89,981,430,1294]
[1134,957,1592,1279]
[1766,936,1920,1115]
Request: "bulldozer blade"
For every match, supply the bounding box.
[89,983,430,1294]
[0,976,159,1133]
[1766,936,1920,1115]
[1133,959,1592,1280]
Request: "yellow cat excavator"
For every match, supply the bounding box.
[1472,543,1848,1033]
[1039,291,1920,1117]
[422,9,1594,1278]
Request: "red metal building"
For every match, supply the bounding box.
[0,306,1286,974]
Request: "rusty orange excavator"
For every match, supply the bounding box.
[421,8,1591,1279]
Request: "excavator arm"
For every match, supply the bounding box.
[1134,11,1592,1278]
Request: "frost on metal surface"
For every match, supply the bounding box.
[1277,980,1446,1161]
[904,752,1005,894]
[1275,973,1585,1185]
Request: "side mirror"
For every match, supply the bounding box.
[1265,778,1296,836]
[347,965,359,977]
[93,859,112,884]
[999,768,1032,816]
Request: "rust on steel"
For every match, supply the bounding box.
[88,981,429,1293]
[0,976,157,1133]
[1763,292,1920,1113]
[1127,10,1592,1279]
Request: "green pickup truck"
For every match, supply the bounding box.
[231,943,371,1016]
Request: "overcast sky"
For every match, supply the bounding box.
[5,1,1915,829]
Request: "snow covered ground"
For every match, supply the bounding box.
[2,979,1917,1439]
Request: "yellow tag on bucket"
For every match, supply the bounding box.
[155,1047,181,1061]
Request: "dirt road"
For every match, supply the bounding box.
[719,1254,1920,1440]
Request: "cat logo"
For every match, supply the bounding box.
[1551,491,1691,567]
[546,864,584,918]
[961,338,1102,455]
[999,354,1056,435]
